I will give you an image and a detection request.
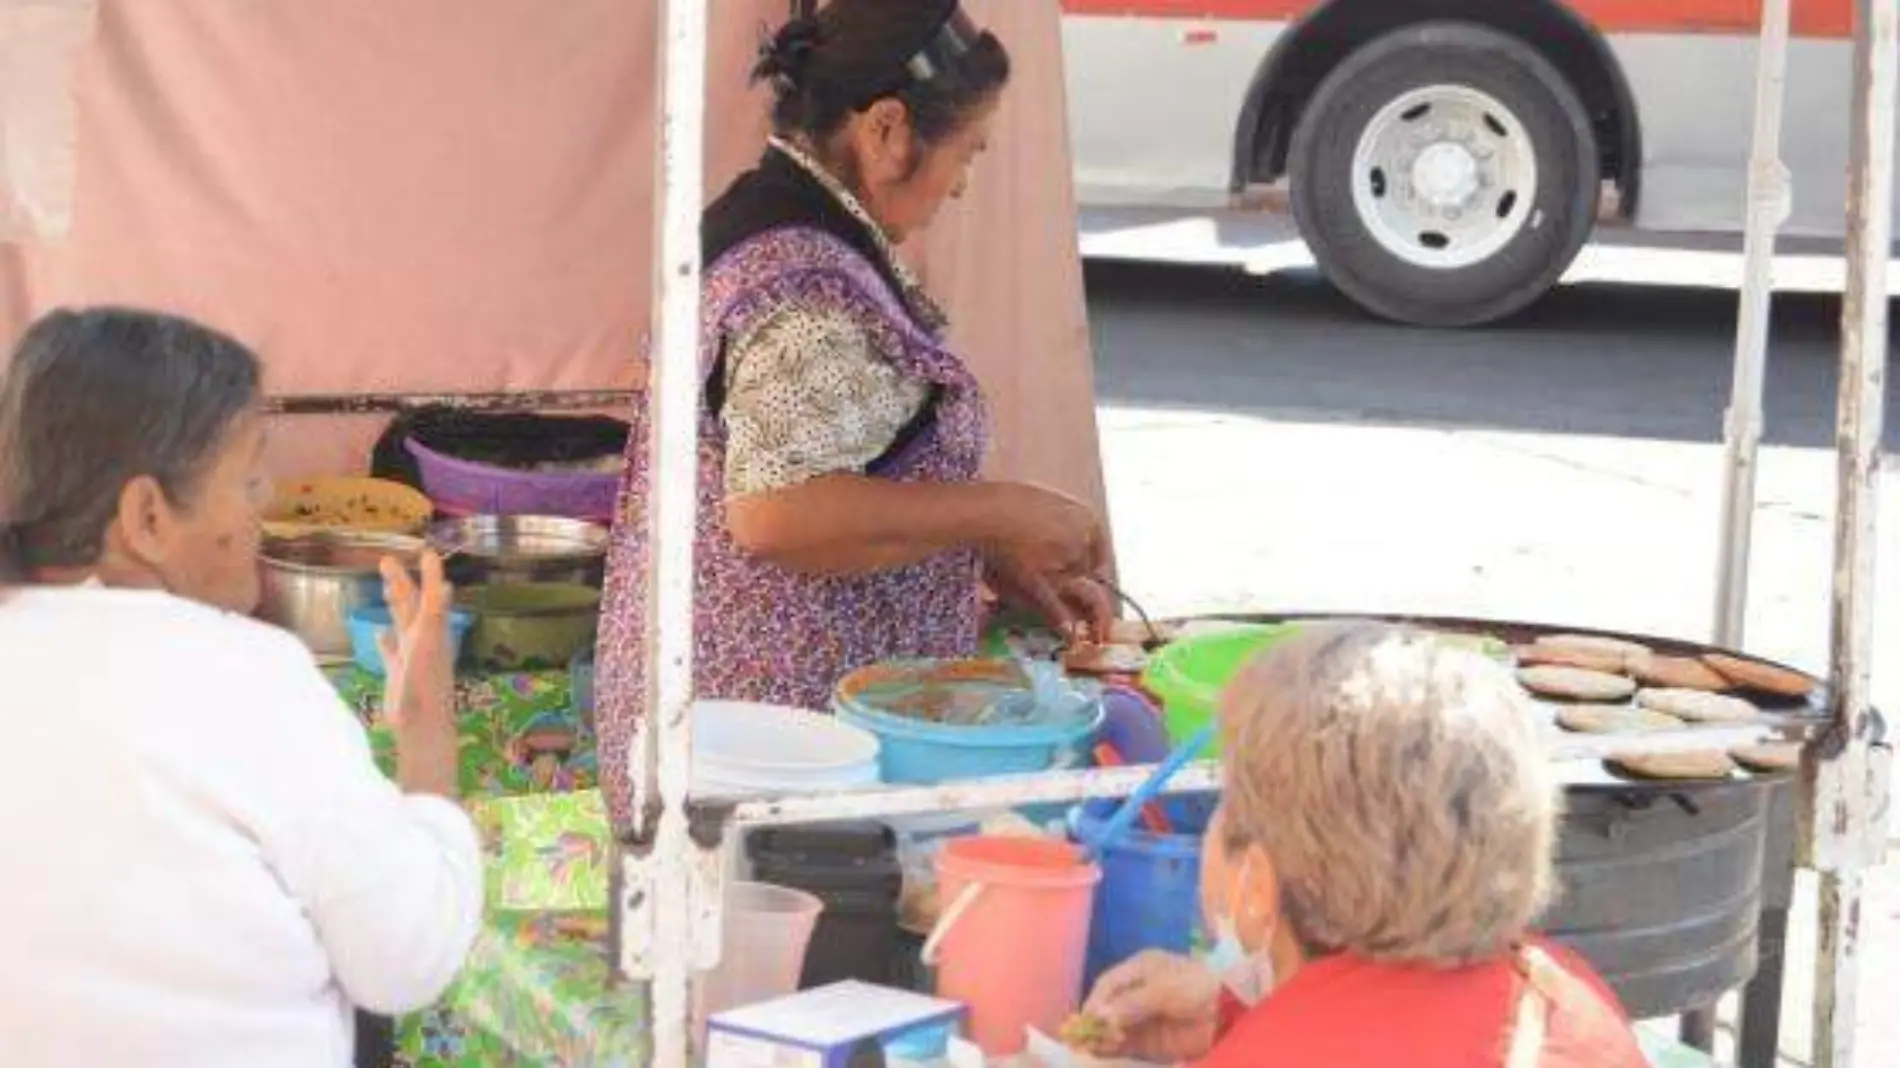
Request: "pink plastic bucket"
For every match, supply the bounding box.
[925,836,1101,1055]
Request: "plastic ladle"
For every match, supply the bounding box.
[1079,721,1215,862]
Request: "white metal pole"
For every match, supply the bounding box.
[1713,0,1794,647]
[1808,0,1896,1062]
[622,1,708,1067]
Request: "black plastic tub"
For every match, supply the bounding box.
[749,823,905,989]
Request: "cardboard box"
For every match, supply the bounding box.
[707,982,967,1068]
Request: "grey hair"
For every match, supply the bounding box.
[0,307,262,584]
[1219,622,1560,965]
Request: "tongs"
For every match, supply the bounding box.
[1085,575,1166,649]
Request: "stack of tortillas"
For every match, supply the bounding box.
[1517,633,1809,782]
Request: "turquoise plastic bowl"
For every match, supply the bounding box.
[833,661,1104,785]
[347,604,475,677]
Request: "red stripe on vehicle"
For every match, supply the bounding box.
[1059,0,1853,39]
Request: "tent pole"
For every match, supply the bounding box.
[1807,0,1896,1063]
[622,1,708,1067]
[1712,0,1793,647]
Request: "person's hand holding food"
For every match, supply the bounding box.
[1079,950,1224,1063]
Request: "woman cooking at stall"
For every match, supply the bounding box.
[596,0,1113,824]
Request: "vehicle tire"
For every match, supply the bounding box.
[1287,22,1599,327]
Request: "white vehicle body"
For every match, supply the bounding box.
[1060,0,1898,323]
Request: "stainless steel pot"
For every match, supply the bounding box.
[428,515,609,590]
[257,531,425,659]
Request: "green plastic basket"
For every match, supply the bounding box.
[1140,623,1306,754]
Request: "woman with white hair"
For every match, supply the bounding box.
[1083,623,1648,1067]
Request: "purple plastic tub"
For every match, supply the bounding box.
[404,438,620,522]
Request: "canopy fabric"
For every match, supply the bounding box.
[0,0,1107,516]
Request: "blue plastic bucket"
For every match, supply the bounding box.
[347,604,475,677]
[1071,792,1217,990]
[833,662,1103,785]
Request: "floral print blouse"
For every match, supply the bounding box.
[719,137,948,497]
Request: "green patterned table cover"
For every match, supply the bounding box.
[328,666,597,796]
[474,791,611,914]
[397,911,647,1068]
[329,668,628,1066]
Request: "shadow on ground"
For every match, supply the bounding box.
[1085,262,1900,452]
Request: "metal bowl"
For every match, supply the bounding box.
[257,531,425,659]
[429,515,610,590]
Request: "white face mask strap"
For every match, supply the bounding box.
[1225,852,1255,931]
[1504,947,1554,1068]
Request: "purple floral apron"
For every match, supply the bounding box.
[594,226,989,827]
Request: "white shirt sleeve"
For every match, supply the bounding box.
[235,633,484,1016]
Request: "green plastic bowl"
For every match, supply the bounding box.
[1140,623,1306,754]
[457,582,600,673]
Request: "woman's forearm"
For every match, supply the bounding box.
[726,475,1013,574]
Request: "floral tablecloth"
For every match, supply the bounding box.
[398,911,644,1068]
[328,667,597,795]
[329,668,628,1067]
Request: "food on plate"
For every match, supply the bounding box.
[1063,641,1150,676]
[1532,634,1653,660]
[1515,643,1630,675]
[1555,704,1682,734]
[1517,666,1638,703]
[1636,689,1760,724]
[1058,1012,1123,1058]
[1701,653,1816,699]
[1731,742,1804,773]
[1629,655,1732,692]
[1607,750,1736,781]
[263,477,433,536]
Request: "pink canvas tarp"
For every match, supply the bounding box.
[0,0,1107,515]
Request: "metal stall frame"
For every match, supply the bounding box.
[594,0,1895,1065]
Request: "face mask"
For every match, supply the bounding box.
[1201,858,1275,1005]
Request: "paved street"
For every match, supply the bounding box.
[1081,223,1900,1065]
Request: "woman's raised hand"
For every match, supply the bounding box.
[1083,950,1224,1063]
[377,550,457,730]
[377,550,461,800]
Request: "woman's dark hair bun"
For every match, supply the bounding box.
[753,1,1010,150]
[754,16,825,90]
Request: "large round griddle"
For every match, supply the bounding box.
[1180,611,1826,794]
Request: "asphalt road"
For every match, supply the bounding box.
[1081,251,1900,1065]
[1086,260,1900,452]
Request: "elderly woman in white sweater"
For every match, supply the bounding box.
[0,308,482,1068]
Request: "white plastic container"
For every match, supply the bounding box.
[693,699,882,798]
[691,700,882,881]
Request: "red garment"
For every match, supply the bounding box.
[1199,941,1649,1068]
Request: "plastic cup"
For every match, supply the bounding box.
[694,882,824,1038]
